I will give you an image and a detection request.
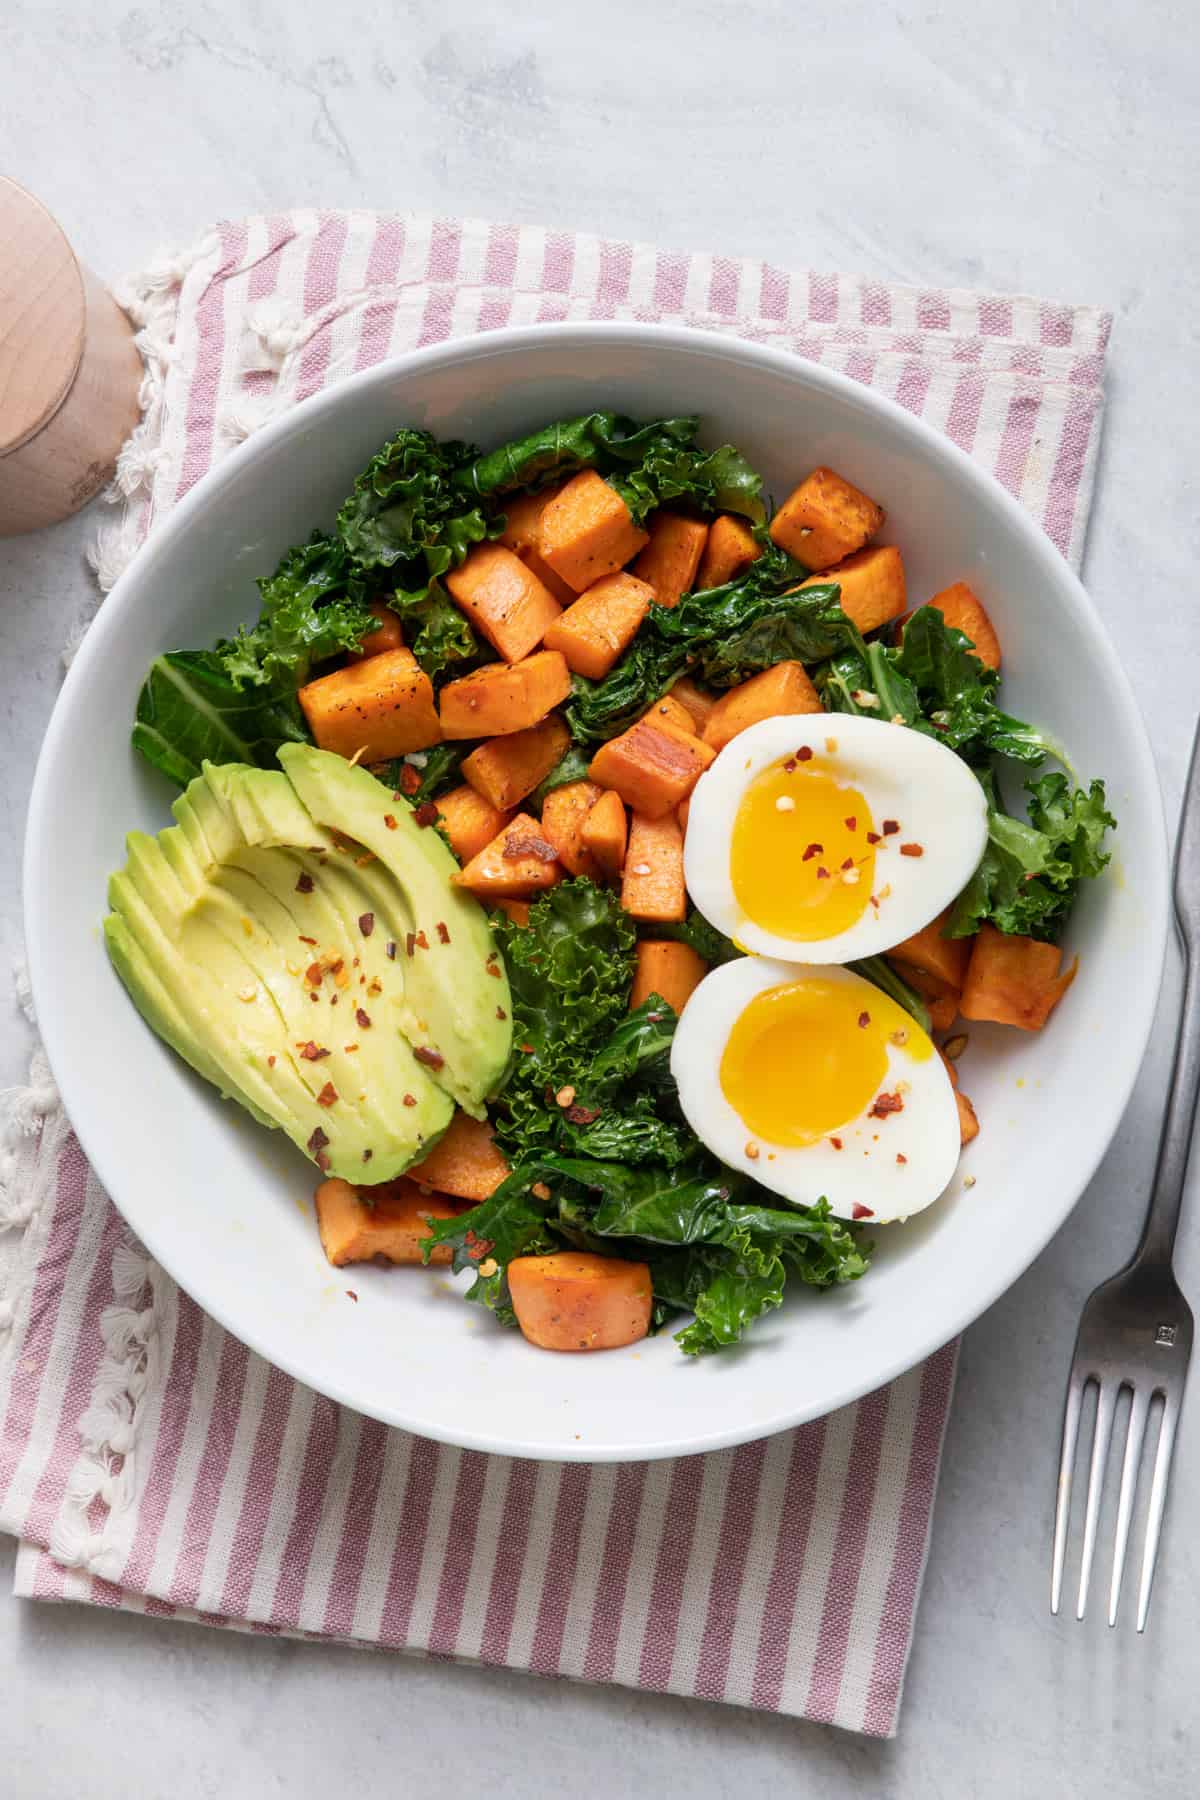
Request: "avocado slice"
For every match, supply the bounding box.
[278,745,512,1117]
[104,752,515,1181]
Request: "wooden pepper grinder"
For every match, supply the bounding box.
[0,176,143,536]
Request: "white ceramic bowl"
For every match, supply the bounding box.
[24,324,1168,1461]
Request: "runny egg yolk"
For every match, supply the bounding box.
[719,977,932,1147]
[730,757,877,941]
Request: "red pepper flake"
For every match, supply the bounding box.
[267,1054,276,1068]
[405,932,416,958]
[802,842,823,862]
[882,819,900,835]
[386,940,397,959]
[436,921,450,944]
[816,866,830,880]
[896,1153,908,1165]
[829,1136,843,1150]
[414,1046,445,1070]
[503,832,558,862]
[413,801,439,828]
[415,930,430,950]
[783,758,797,773]
[866,831,881,845]
[857,1011,871,1028]
[519,1043,535,1055]
[298,934,317,946]
[299,1041,329,1061]
[899,842,924,858]
[307,1126,329,1161]
[346,1289,358,1302]
[316,1082,338,1107]
[869,1091,904,1119]
[383,813,398,830]
[356,1008,371,1029]
[844,816,857,831]
[566,1103,601,1125]
[400,765,422,796]
[496,1006,507,1020]
[796,746,813,762]
[852,1203,875,1220]
[305,961,324,985]
[485,962,502,979]
[295,873,314,894]
[358,911,375,937]
[403,1093,417,1107]
[841,857,854,871]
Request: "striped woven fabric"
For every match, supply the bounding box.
[0,214,1111,1736]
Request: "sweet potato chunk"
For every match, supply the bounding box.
[494,898,531,926]
[445,542,562,665]
[889,957,959,1033]
[346,601,405,661]
[888,908,971,991]
[642,693,696,735]
[769,466,885,569]
[701,661,823,753]
[497,485,562,559]
[631,511,709,609]
[538,470,648,592]
[630,940,708,1015]
[925,581,1002,670]
[960,923,1078,1030]
[410,1112,510,1201]
[439,651,571,739]
[540,780,602,878]
[462,714,571,811]
[622,811,686,921]
[434,785,513,864]
[669,677,718,735]
[799,544,906,636]
[588,718,715,819]
[677,797,691,839]
[315,1177,466,1268]
[452,812,565,899]
[299,648,442,761]
[542,570,653,679]
[579,789,627,882]
[696,513,761,589]
[508,1251,652,1352]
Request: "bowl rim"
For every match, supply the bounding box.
[23,319,1170,1461]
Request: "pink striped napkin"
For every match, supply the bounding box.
[0,214,1111,1736]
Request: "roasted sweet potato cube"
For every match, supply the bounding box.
[540,780,602,878]
[622,812,686,922]
[641,693,696,735]
[588,718,715,818]
[410,1112,510,1201]
[315,1177,467,1267]
[677,797,691,839]
[445,542,563,664]
[541,570,653,679]
[888,957,960,1033]
[799,545,906,636]
[960,924,1078,1030]
[630,940,708,1015]
[439,652,571,739]
[696,513,761,589]
[497,486,562,558]
[924,581,1002,669]
[539,470,649,592]
[631,511,709,609]
[461,714,571,811]
[669,677,719,735]
[579,789,627,882]
[769,466,885,570]
[508,1251,653,1352]
[493,898,531,926]
[701,661,823,753]
[346,601,406,661]
[299,648,442,762]
[889,908,971,991]
[434,785,514,864]
[452,812,565,899]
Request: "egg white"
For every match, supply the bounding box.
[683,713,988,964]
[671,957,963,1222]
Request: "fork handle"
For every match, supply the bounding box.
[1135,718,1200,1269]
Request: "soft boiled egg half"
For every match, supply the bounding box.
[683,714,987,964]
[670,958,962,1222]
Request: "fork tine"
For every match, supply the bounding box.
[1136,1393,1182,1633]
[1107,1386,1150,1626]
[1077,1379,1117,1619]
[1051,1374,1084,1615]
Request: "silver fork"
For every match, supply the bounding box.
[1051,720,1200,1630]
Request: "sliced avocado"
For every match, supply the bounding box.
[104,758,487,1180]
[278,745,512,1116]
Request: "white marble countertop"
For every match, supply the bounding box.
[2,3,1198,1794]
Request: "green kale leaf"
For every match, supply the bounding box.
[336,427,498,591]
[948,774,1115,941]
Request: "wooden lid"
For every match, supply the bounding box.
[0,176,86,455]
